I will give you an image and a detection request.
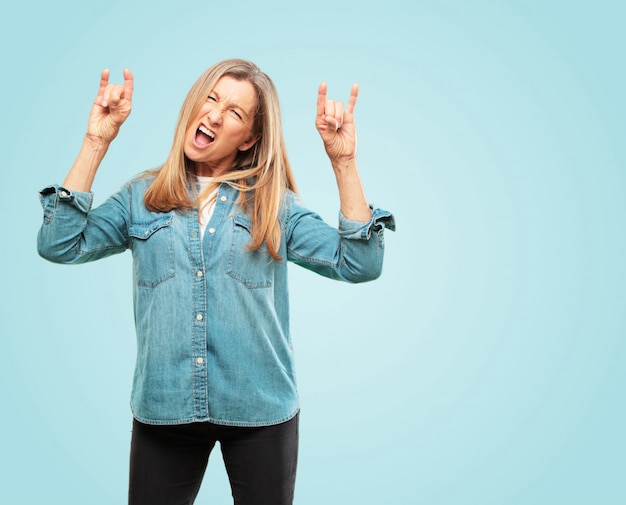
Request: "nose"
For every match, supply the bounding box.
[206,103,224,125]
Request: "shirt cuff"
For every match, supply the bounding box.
[338,206,396,240]
[39,185,94,214]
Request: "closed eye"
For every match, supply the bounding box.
[231,109,242,119]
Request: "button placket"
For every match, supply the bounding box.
[187,209,209,420]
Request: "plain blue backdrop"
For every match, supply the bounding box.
[1,0,624,503]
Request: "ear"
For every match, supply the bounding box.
[238,134,260,152]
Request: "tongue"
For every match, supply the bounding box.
[195,129,213,148]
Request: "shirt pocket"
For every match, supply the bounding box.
[226,214,274,288]
[129,216,176,288]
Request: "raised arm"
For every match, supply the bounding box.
[62,68,134,192]
[315,82,371,222]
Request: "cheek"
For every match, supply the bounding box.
[185,117,199,138]
[224,122,248,142]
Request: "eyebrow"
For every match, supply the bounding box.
[211,90,251,119]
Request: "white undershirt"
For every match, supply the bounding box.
[196,176,218,239]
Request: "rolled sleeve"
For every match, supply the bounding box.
[338,206,396,240]
[37,184,129,264]
[39,185,94,223]
[286,192,395,283]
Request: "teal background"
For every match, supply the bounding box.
[1,0,624,503]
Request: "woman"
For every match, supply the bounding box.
[37,59,394,505]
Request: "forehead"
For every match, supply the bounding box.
[212,75,257,111]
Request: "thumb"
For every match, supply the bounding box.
[107,86,132,122]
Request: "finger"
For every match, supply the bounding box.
[325,98,335,118]
[96,69,110,105]
[110,84,125,107]
[346,83,359,115]
[102,84,124,111]
[325,116,339,131]
[333,101,344,129]
[316,82,328,118]
[123,68,134,103]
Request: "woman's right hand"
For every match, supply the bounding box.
[86,68,134,145]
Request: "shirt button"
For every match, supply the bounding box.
[196,314,203,321]
[208,227,215,234]
[197,270,203,278]
[192,231,198,239]
[220,195,227,202]
[197,357,204,365]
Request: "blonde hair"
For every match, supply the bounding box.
[144,59,297,260]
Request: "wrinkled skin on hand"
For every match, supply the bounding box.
[315,81,359,163]
[86,68,134,145]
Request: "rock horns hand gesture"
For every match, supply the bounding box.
[86,68,134,145]
[315,82,359,163]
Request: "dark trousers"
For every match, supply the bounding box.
[128,413,299,505]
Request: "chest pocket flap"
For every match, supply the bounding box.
[129,216,175,288]
[226,214,274,288]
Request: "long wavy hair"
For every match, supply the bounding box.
[143,59,297,260]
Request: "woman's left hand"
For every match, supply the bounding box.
[315,82,359,163]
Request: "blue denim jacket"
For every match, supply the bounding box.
[37,176,395,426]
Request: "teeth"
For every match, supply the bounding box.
[199,126,214,139]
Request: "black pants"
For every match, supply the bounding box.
[128,413,299,505]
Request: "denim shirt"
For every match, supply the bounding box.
[37,176,395,426]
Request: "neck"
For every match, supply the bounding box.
[193,162,227,178]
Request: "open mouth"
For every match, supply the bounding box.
[194,125,215,148]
